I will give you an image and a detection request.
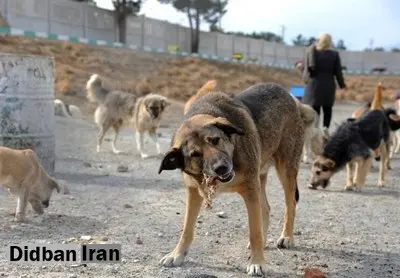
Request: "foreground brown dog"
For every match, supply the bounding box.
[0,147,61,222]
[158,83,307,276]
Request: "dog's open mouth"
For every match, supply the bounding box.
[204,170,235,185]
[200,171,235,210]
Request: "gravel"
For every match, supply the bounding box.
[0,102,399,278]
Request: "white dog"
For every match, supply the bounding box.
[54,99,83,119]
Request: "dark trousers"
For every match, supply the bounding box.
[312,105,332,128]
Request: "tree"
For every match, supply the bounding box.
[373,47,385,52]
[392,48,400,52]
[158,0,229,53]
[336,39,346,50]
[112,0,143,43]
[292,34,307,46]
[307,36,316,46]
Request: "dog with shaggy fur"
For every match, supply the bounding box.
[86,74,168,155]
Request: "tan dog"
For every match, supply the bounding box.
[184,80,217,114]
[158,83,308,276]
[133,93,169,158]
[0,147,61,222]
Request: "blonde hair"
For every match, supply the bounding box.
[316,33,333,51]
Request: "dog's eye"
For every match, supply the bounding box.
[208,137,220,146]
[190,151,202,158]
[321,166,329,172]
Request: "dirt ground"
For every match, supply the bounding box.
[0,100,400,278]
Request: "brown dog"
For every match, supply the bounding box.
[184,80,217,115]
[0,147,61,222]
[158,83,307,276]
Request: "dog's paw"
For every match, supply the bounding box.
[140,153,150,159]
[277,236,294,249]
[159,252,186,267]
[344,184,354,191]
[377,181,385,188]
[246,263,266,276]
[307,184,317,190]
[96,146,101,153]
[353,187,362,192]
[14,213,25,222]
[113,149,123,155]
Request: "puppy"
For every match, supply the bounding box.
[0,147,61,222]
[54,99,83,119]
[133,93,169,158]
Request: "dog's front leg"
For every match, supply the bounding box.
[15,190,29,222]
[353,157,373,192]
[135,131,149,158]
[149,131,161,155]
[345,162,355,191]
[160,186,203,267]
[378,143,388,187]
[239,186,266,276]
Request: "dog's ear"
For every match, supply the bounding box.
[324,158,336,169]
[162,98,170,108]
[50,178,61,193]
[211,117,244,136]
[158,148,184,174]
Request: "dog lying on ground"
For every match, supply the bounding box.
[309,87,400,191]
[158,83,309,276]
[134,93,169,158]
[86,74,168,156]
[54,99,83,119]
[0,147,61,222]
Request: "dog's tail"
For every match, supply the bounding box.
[86,74,109,104]
[298,103,317,128]
[370,82,384,111]
[184,80,217,114]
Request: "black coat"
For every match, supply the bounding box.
[302,46,346,107]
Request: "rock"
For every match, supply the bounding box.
[110,268,118,274]
[216,211,227,218]
[83,162,91,168]
[98,236,108,241]
[117,165,129,173]
[123,204,133,209]
[121,258,127,263]
[303,268,327,278]
[69,274,78,278]
[157,233,164,237]
[80,235,92,241]
[136,236,143,245]
[133,259,140,263]
[42,266,47,269]
[294,230,302,236]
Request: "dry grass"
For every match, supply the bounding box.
[0,35,399,115]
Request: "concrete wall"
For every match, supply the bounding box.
[1,0,400,73]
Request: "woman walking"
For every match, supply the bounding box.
[302,33,347,134]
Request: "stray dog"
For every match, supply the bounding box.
[184,80,217,114]
[158,83,308,276]
[0,147,61,222]
[86,74,137,154]
[351,83,400,168]
[309,87,399,191]
[133,93,169,158]
[54,99,83,119]
[391,94,400,155]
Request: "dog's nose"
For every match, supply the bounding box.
[42,200,49,208]
[213,164,229,176]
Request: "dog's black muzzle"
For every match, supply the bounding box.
[310,179,330,189]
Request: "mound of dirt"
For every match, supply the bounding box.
[0,35,399,116]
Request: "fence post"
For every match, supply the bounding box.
[231,35,235,57]
[246,37,250,61]
[82,3,86,38]
[47,0,51,34]
[140,15,145,49]
[260,39,265,64]
[214,32,218,57]
[273,42,277,65]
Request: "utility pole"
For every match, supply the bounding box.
[280,25,286,44]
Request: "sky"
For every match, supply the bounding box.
[95,0,400,51]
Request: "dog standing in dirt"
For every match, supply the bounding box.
[158,83,309,276]
[0,147,62,222]
[134,93,169,158]
[309,84,400,191]
[86,74,168,156]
